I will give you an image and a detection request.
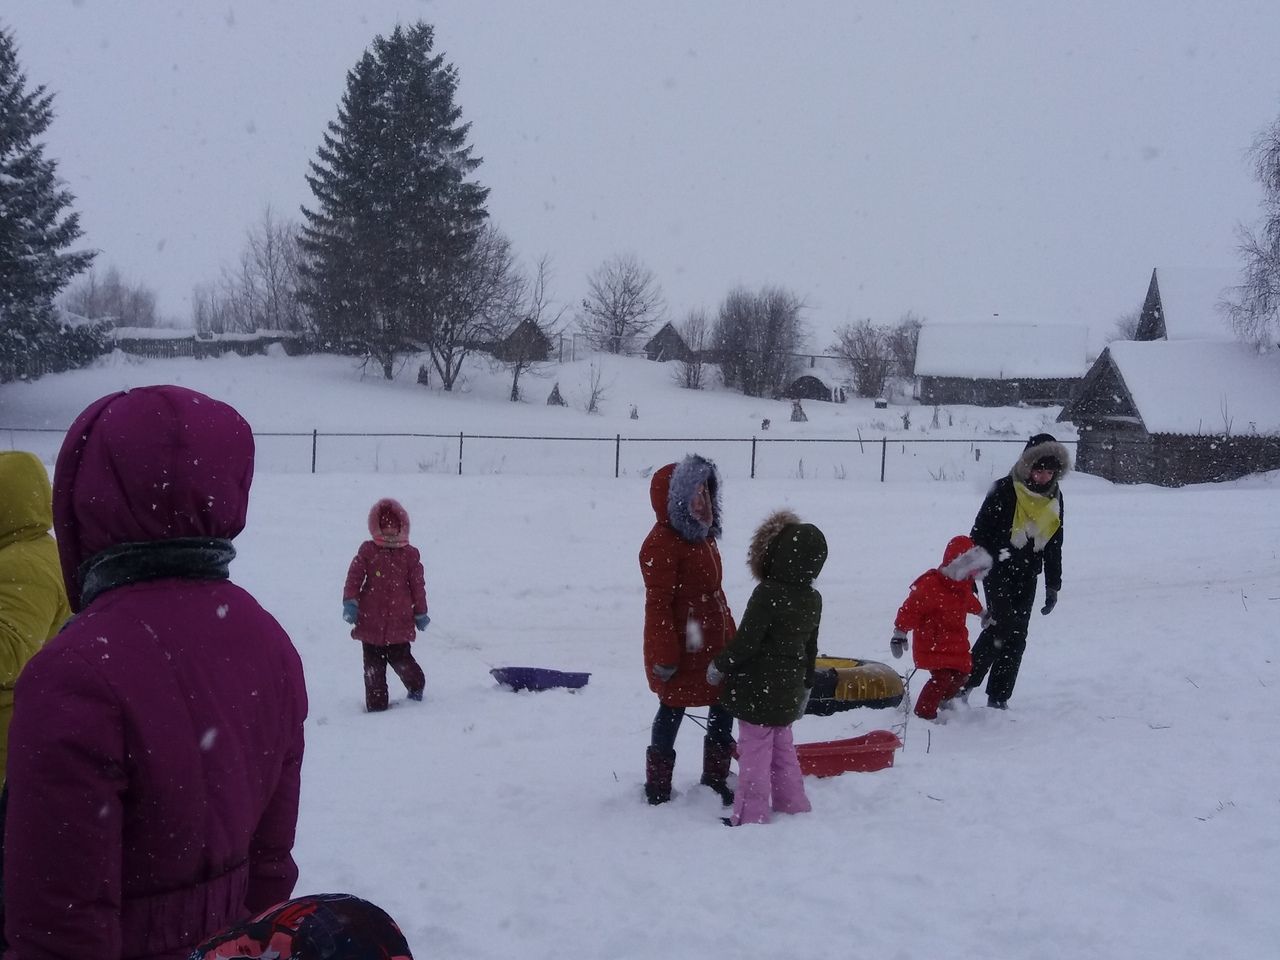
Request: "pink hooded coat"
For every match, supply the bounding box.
[342,498,428,647]
[3,386,308,960]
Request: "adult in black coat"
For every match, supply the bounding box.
[963,433,1069,708]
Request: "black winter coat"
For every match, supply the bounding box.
[971,476,1064,592]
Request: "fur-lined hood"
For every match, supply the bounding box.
[938,534,992,582]
[1011,433,1072,490]
[747,509,827,584]
[649,454,722,542]
[367,497,411,547]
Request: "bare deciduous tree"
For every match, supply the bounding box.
[674,308,710,389]
[190,281,231,335]
[504,254,566,402]
[577,253,665,354]
[582,361,609,414]
[431,224,523,391]
[887,310,925,375]
[62,266,158,328]
[713,286,805,397]
[1108,305,1143,342]
[191,206,306,334]
[235,205,306,332]
[832,318,893,397]
[1224,114,1280,346]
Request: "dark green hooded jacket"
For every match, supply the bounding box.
[714,510,827,726]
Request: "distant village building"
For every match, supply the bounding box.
[643,322,693,362]
[783,374,841,403]
[914,322,1089,406]
[1059,265,1274,485]
[488,319,552,363]
[1129,264,1238,341]
[1059,340,1280,485]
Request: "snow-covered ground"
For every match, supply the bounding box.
[0,350,1067,482]
[2,351,1277,958]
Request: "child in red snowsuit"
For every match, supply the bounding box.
[890,535,992,720]
[343,498,430,712]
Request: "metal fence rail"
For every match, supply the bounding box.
[3,426,1076,482]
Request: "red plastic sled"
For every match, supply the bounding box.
[796,729,902,777]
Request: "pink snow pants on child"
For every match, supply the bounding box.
[732,720,811,826]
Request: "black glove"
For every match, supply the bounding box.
[890,630,908,659]
[1041,588,1058,616]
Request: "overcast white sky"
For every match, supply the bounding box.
[6,0,1279,345]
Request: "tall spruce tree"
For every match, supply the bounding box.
[0,26,94,377]
[298,22,489,379]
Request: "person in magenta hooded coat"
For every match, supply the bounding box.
[2,385,308,960]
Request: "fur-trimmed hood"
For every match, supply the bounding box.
[1011,433,1072,491]
[367,497,412,547]
[747,509,827,584]
[938,534,992,582]
[649,454,722,542]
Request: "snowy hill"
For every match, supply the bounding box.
[0,349,1069,482]
[1,352,1275,958]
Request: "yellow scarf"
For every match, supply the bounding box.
[1011,481,1060,551]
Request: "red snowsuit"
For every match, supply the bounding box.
[894,535,988,719]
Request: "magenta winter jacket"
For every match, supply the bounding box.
[343,498,428,647]
[3,386,308,960]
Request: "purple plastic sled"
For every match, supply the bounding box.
[490,666,591,692]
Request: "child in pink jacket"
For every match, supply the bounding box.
[343,498,429,712]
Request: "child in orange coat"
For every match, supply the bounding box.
[890,535,992,720]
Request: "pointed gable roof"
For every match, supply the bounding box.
[1143,266,1236,340]
[1134,269,1168,341]
[1062,340,1280,435]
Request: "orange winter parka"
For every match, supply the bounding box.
[639,456,736,707]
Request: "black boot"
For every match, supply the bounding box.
[645,746,676,805]
[700,737,735,807]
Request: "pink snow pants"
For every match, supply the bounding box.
[731,720,811,826]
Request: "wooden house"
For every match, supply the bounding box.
[643,322,693,362]
[488,319,552,363]
[1059,340,1280,485]
[914,322,1088,406]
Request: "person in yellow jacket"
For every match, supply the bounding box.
[0,452,71,781]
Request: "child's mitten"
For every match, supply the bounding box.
[414,612,431,631]
[890,629,908,659]
[342,600,359,625]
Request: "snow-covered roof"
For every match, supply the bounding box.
[1151,266,1237,340]
[914,322,1088,379]
[112,326,197,340]
[1107,339,1280,435]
